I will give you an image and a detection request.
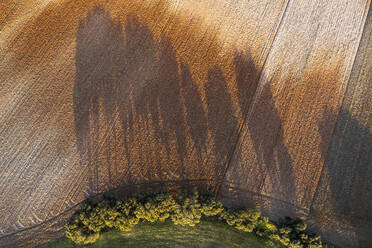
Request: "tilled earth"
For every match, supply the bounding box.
[0,0,371,247]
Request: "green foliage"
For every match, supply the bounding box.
[171,191,202,226]
[220,208,260,232]
[113,198,140,231]
[65,191,326,248]
[199,192,224,217]
[65,208,100,244]
[254,216,278,239]
[275,217,323,248]
[134,193,178,223]
[79,207,105,233]
[65,225,99,245]
[96,200,120,228]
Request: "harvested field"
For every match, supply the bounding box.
[0,0,370,247]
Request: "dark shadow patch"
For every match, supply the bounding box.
[234,50,261,116]
[312,107,372,247]
[219,63,298,218]
[74,7,245,195]
[204,66,238,179]
[73,6,269,209]
[74,7,126,193]
[179,63,207,164]
[247,83,296,214]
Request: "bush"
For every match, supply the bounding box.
[254,216,278,239]
[79,208,105,233]
[65,213,100,244]
[97,200,121,228]
[171,191,202,226]
[199,192,224,217]
[113,198,140,231]
[65,226,100,244]
[219,208,260,232]
[135,193,178,223]
[275,217,323,248]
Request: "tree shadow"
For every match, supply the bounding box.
[247,82,296,214]
[73,6,297,215]
[204,66,238,179]
[211,50,267,195]
[74,7,126,193]
[73,6,255,196]
[179,62,208,166]
[313,107,372,247]
[219,55,298,217]
[234,50,262,115]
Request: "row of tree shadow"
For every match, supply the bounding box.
[1,4,370,248]
[73,6,263,193]
[73,7,371,247]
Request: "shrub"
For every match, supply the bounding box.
[219,208,261,232]
[254,216,278,239]
[65,216,100,244]
[199,192,224,217]
[113,198,140,231]
[79,208,105,233]
[171,191,202,226]
[96,200,121,228]
[135,193,178,223]
[275,217,323,248]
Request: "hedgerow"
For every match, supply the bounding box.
[65,190,325,247]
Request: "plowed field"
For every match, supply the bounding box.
[0,0,370,247]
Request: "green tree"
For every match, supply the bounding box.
[113,198,140,231]
[220,208,261,232]
[171,191,202,226]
